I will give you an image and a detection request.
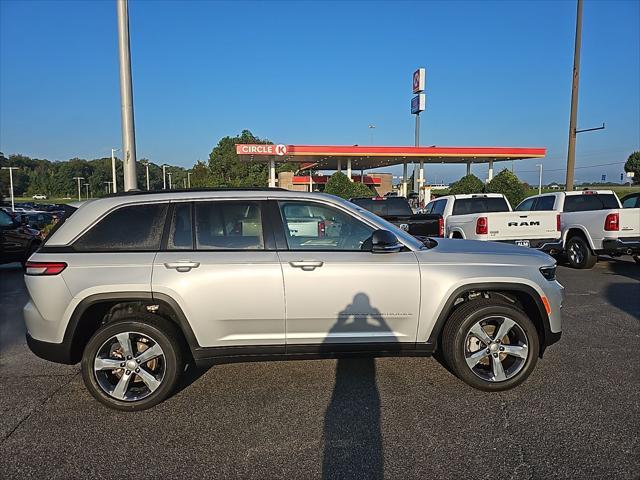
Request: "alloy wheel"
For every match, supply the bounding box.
[93,331,166,402]
[464,316,529,382]
[568,241,584,265]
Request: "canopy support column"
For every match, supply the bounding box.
[402,161,408,197]
[418,160,425,204]
[268,158,276,188]
[347,158,352,181]
[466,161,471,176]
[488,160,494,182]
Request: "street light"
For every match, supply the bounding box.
[83,183,90,199]
[104,181,111,194]
[142,160,150,190]
[72,177,84,201]
[167,171,173,190]
[162,165,168,190]
[187,171,192,189]
[1,166,19,211]
[368,124,376,145]
[111,148,120,193]
[536,164,544,195]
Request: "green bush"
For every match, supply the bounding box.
[449,174,484,195]
[324,172,374,199]
[486,169,528,207]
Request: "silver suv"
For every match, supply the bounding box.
[24,189,563,410]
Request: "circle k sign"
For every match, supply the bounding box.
[275,144,287,156]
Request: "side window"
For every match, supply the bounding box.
[74,203,168,251]
[423,202,434,214]
[515,198,535,211]
[279,201,374,251]
[431,199,447,215]
[622,195,639,208]
[534,196,556,211]
[167,203,193,250]
[0,210,14,227]
[194,201,264,250]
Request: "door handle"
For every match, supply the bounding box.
[289,260,324,271]
[164,261,200,272]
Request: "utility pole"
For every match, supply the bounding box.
[72,177,84,201]
[116,0,138,191]
[187,171,192,189]
[537,164,544,195]
[565,0,583,192]
[111,148,119,193]
[1,166,19,211]
[83,183,90,199]
[162,165,167,189]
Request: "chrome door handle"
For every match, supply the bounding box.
[289,260,324,271]
[164,261,200,272]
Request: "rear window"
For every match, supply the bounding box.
[452,197,510,215]
[563,194,619,212]
[351,198,412,216]
[74,203,168,251]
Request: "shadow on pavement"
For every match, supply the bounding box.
[602,258,640,321]
[0,263,28,354]
[321,293,396,480]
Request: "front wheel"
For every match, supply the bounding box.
[81,314,183,411]
[441,299,540,391]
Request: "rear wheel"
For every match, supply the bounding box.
[81,314,183,411]
[442,299,539,391]
[565,235,597,269]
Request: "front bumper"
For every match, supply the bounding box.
[602,237,640,255]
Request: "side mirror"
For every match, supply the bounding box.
[370,229,403,253]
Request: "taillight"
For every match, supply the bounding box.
[604,212,619,231]
[317,220,326,237]
[476,216,488,235]
[438,217,444,237]
[556,214,561,232]
[24,261,67,276]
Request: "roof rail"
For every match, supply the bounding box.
[103,187,285,198]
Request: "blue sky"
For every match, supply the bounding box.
[1,0,638,185]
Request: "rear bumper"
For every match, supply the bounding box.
[26,333,75,364]
[601,237,640,255]
[498,238,563,254]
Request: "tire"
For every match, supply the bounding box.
[441,299,540,392]
[81,314,183,411]
[565,235,597,269]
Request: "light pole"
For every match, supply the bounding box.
[83,183,90,199]
[162,165,167,190]
[1,166,19,211]
[167,171,173,190]
[104,181,111,194]
[116,0,138,191]
[368,124,376,145]
[111,148,120,193]
[142,161,150,190]
[183,178,186,189]
[72,177,84,201]
[187,172,192,189]
[536,164,544,195]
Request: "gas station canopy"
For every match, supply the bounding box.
[236,144,546,170]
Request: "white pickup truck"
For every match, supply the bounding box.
[424,194,562,253]
[515,190,640,269]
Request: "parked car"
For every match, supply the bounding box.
[351,196,444,237]
[32,194,48,200]
[0,208,41,266]
[18,211,55,230]
[517,190,640,269]
[425,194,562,254]
[24,189,562,410]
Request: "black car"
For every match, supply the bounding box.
[0,208,41,266]
[350,196,444,237]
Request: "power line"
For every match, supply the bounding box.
[516,161,624,174]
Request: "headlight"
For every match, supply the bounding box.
[539,265,556,281]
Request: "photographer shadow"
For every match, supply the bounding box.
[322,293,397,480]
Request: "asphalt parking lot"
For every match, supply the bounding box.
[0,259,638,479]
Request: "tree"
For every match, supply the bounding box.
[486,169,528,207]
[624,151,640,185]
[449,174,484,195]
[324,172,373,198]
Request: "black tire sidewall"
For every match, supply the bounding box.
[447,302,540,392]
[81,318,182,411]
